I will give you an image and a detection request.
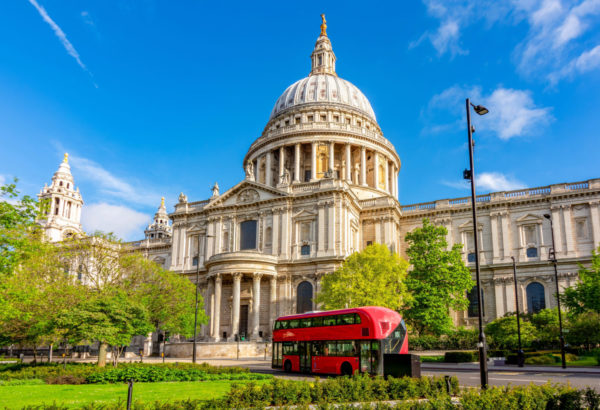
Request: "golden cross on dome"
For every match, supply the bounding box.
[161,196,165,207]
[320,14,327,37]
[63,153,69,163]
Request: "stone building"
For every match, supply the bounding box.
[39,17,600,344]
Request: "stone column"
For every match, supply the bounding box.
[280,209,289,259]
[279,146,285,182]
[589,201,600,246]
[272,209,280,256]
[231,273,241,339]
[207,279,214,339]
[360,147,367,186]
[384,159,389,193]
[318,203,326,255]
[563,205,575,257]
[328,141,335,175]
[550,206,563,257]
[294,143,301,182]
[373,152,379,190]
[345,144,352,182]
[394,169,399,197]
[251,273,262,340]
[265,151,272,187]
[327,201,335,254]
[269,276,277,333]
[212,274,221,341]
[500,212,511,261]
[311,142,317,181]
[490,213,500,263]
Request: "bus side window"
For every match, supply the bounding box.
[280,320,289,329]
[326,341,338,356]
[274,321,281,330]
[323,315,337,326]
[289,319,300,329]
[354,313,361,324]
[312,316,323,327]
[312,341,324,356]
[340,314,354,325]
[300,318,312,328]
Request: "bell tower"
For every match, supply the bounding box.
[144,197,172,240]
[37,153,84,242]
[310,14,337,76]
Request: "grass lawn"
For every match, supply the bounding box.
[0,380,251,408]
[556,356,599,367]
[420,355,444,363]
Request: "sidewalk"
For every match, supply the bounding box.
[422,362,600,375]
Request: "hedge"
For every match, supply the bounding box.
[0,362,258,384]
[444,351,478,363]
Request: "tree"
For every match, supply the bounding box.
[566,312,600,350]
[315,243,409,311]
[529,308,560,348]
[0,179,45,276]
[403,218,474,336]
[562,246,600,315]
[484,314,537,350]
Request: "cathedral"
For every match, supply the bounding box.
[39,17,600,344]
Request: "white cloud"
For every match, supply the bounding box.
[70,155,162,207]
[442,172,526,192]
[477,172,526,191]
[81,203,149,241]
[425,85,553,139]
[28,0,97,86]
[548,44,600,83]
[414,0,600,83]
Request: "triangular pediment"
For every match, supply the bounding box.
[516,213,543,224]
[203,180,288,209]
[458,220,484,230]
[292,208,318,219]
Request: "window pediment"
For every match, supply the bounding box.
[515,214,543,225]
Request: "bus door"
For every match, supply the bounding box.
[298,341,311,373]
[359,341,381,374]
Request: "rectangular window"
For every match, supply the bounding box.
[312,341,324,356]
[307,115,314,122]
[338,341,356,357]
[333,115,339,122]
[299,317,312,328]
[323,315,337,326]
[339,314,355,325]
[192,256,198,266]
[283,342,298,355]
[467,252,476,263]
[288,319,300,329]
[325,341,338,356]
[366,241,373,246]
[311,316,323,327]
[295,117,301,125]
[240,220,257,250]
[320,115,327,122]
[301,245,310,255]
[526,247,538,258]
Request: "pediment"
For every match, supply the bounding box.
[458,220,484,230]
[292,209,318,220]
[516,214,543,224]
[187,222,206,233]
[203,180,287,209]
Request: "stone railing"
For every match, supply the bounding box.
[127,237,171,247]
[400,179,597,214]
[247,121,396,154]
[188,199,210,209]
[360,197,397,208]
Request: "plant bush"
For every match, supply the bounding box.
[444,351,478,363]
[409,328,477,351]
[524,354,556,365]
[0,362,258,384]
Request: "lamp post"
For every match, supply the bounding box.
[510,256,524,367]
[543,213,567,369]
[464,98,489,389]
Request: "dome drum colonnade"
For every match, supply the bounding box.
[243,15,400,198]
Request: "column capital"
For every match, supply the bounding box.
[253,272,264,281]
[214,273,222,283]
[232,272,243,281]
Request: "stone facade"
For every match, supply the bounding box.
[38,19,600,344]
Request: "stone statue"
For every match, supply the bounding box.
[211,182,220,197]
[245,161,255,181]
[178,192,188,203]
[280,168,291,185]
[354,163,360,184]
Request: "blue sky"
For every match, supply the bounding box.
[1,0,599,240]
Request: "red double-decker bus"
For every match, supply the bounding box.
[272,306,408,376]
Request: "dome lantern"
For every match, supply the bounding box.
[310,14,336,76]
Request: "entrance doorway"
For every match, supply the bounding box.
[239,305,249,340]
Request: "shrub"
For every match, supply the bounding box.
[524,355,556,365]
[444,351,478,363]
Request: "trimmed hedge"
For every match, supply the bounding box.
[444,351,478,363]
[0,362,259,384]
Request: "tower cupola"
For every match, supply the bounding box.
[310,14,336,76]
[144,197,172,240]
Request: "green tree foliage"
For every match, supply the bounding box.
[562,246,600,314]
[484,314,537,350]
[529,308,560,347]
[315,243,409,311]
[566,311,600,350]
[0,179,45,275]
[404,218,475,336]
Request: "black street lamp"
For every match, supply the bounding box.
[543,213,567,369]
[464,98,489,389]
[510,256,524,367]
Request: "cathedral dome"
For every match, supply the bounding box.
[269,74,376,122]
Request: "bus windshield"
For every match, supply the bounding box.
[381,320,406,354]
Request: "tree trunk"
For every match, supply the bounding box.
[98,342,108,367]
[32,346,38,364]
[48,344,53,363]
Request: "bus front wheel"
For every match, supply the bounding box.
[340,362,353,377]
[284,360,292,373]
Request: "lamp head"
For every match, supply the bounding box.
[473,105,489,115]
[543,214,551,219]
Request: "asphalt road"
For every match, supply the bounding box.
[422,368,600,391]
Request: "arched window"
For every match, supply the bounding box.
[467,286,484,317]
[297,281,313,314]
[526,282,546,313]
[240,220,257,250]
